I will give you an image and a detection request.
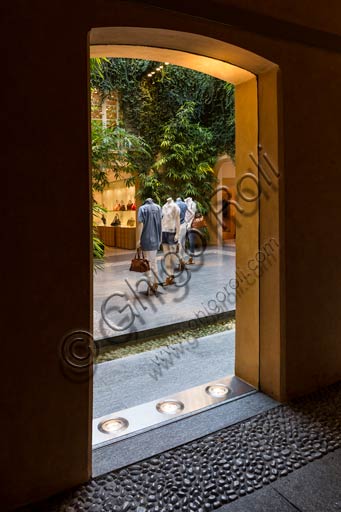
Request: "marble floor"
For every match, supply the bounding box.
[94,245,236,341]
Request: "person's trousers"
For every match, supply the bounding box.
[187,229,196,255]
[162,243,177,276]
[144,250,158,284]
[178,223,187,261]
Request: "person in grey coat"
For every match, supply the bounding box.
[137,198,162,293]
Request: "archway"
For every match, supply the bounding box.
[89,28,281,472]
[90,26,281,393]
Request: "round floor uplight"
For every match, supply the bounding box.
[206,383,230,399]
[156,400,184,415]
[98,417,129,434]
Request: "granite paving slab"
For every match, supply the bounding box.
[273,448,341,512]
[93,330,235,417]
[217,487,299,511]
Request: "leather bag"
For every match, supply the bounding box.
[192,216,207,228]
[130,248,150,272]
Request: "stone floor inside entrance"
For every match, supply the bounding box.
[94,330,235,417]
[94,244,236,343]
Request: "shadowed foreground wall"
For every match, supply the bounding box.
[1,0,341,509]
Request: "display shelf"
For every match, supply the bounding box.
[97,225,136,249]
[106,209,137,213]
[93,177,137,247]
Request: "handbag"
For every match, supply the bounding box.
[129,248,150,272]
[192,215,207,228]
[111,214,121,226]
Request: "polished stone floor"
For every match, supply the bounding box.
[93,330,235,417]
[92,246,238,476]
[94,245,236,341]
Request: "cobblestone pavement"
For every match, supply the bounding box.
[21,381,341,511]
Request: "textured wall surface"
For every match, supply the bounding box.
[1,1,341,509]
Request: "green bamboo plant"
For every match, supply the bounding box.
[91,119,151,268]
[92,202,106,272]
[152,102,218,214]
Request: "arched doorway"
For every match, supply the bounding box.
[89,27,281,473]
[90,26,281,391]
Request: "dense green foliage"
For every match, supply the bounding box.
[91,58,234,158]
[91,120,151,192]
[92,202,106,270]
[91,121,151,265]
[90,58,235,213]
[151,102,217,213]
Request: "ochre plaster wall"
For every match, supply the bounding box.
[207,156,235,246]
[258,68,283,400]
[234,77,259,388]
[2,1,341,509]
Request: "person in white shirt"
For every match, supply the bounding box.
[184,197,197,264]
[175,197,188,269]
[162,197,180,285]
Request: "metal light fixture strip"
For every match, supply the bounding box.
[93,375,255,446]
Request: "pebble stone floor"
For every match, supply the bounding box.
[21,381,341,511]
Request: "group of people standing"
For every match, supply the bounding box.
[137,196,197,294]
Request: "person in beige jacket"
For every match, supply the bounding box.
[161,197,180,285]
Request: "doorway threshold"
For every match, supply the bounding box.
[92,384,278,477]
[93,375,253,447]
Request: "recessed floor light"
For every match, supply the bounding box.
[93,377,255,446]
[156,400,184,415]
[98,417,129,434]
[206,384,229,398]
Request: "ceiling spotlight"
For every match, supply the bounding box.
[156,400,184,415]
[151,71,155,75]
[147,73,152,77]
[206,384,229,399]
[98,417,129,434]
[164,62,169,65]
